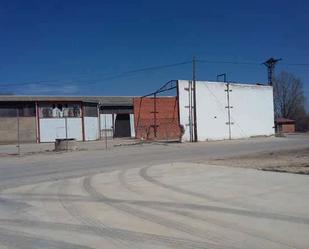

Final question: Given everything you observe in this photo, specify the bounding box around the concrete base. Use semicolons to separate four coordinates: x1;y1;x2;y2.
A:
54;138;77;151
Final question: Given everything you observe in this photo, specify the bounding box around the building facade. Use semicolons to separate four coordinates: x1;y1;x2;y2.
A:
0;96;134;143
178;80;275;141
275;118;295;133
0;81;275;144
133;97;181;141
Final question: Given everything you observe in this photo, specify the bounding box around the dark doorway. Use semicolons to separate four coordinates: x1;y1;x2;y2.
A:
114;114;131;137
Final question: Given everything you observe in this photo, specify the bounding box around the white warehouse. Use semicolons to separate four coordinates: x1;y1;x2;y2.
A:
177;80;275;141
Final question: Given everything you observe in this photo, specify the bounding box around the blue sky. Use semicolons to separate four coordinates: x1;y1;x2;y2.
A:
0;0;308;107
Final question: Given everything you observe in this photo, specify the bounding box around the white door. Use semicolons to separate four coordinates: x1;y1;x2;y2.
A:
100;114;114;138
39;118;83;142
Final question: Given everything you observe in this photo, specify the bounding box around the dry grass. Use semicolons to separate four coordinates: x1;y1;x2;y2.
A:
208;148;309;175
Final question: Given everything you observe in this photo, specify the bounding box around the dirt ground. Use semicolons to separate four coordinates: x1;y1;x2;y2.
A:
207;147;309;175
1;135;309;248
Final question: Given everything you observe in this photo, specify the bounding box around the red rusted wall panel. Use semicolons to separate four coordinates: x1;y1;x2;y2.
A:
133;97;181;140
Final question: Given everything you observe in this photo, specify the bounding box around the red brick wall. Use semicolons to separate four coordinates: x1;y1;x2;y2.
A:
281;124;295;133
133;97;181;140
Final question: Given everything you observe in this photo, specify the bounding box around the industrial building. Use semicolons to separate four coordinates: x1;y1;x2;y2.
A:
0;80;275;144
178;80;275;141
134;80;275;141
0;96;134;143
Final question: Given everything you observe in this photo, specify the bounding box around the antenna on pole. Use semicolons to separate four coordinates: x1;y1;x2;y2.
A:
263;58;282;86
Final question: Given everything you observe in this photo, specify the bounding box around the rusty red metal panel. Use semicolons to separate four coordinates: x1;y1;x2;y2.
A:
133;97;181;140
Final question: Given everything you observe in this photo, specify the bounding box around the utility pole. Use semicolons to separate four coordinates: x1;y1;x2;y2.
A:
65;115;68;151
104;113;108;150
192;56;198;142
16;108;20;155
188;80;193;142
217;73;232;140
263;58;281;86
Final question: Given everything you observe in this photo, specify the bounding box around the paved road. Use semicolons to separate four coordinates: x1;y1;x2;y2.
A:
0;135;308;248
0;135;309;190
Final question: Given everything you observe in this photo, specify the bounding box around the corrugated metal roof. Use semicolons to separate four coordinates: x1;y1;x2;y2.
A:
0;95;134;106
275;118;295;124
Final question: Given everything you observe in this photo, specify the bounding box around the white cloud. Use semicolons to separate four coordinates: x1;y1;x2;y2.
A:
16;83;80;95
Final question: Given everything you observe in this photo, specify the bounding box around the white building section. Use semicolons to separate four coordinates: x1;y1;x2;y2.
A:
39;118;83;142
100;114;114;137
229;83;275;139
84;117;100;141
130;114;135;138
178;80;275;141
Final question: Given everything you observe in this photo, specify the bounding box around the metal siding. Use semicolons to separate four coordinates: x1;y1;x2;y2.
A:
39;118;83;142
130;114;135;138
84;117;99;141
99;114;114;137
67;118;83;141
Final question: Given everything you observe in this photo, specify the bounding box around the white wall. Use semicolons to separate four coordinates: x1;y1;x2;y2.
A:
196;82;230;140
178;80;275;141
39;118;83;142
84;117;99;141
177;80;193;141
130;114;135;138
100;114;114;137
229;84;275;138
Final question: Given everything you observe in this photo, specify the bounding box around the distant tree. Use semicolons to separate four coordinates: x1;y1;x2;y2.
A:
273;71;308;131
299;115;309;132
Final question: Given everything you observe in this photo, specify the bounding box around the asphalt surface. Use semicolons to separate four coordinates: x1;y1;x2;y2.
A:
0;135;309;248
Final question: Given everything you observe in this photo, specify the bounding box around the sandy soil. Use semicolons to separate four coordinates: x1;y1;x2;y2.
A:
207;148;309;174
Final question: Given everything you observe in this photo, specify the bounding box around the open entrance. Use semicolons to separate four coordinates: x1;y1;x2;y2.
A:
114;114;131;137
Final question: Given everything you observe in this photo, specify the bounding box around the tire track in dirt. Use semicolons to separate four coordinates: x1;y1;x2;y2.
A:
161;208;303;249
118;169;300;249
139;165;309;225
83;174;239;249
59;177;216;249
57;178;131;249
0;227;94;249
0;217;239;249
0;183;44;249
117;169;242;246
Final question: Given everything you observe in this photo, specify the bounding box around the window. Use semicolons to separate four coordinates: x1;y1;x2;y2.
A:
39;103;81;118
0;103;35;117
83;103;98;117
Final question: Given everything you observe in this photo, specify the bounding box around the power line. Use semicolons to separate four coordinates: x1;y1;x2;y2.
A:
198;59;309;67
197;59;260;65
282;63;309;66
192;56;198;142
0;61;191;88
1;58;309;89
85;61;191;82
